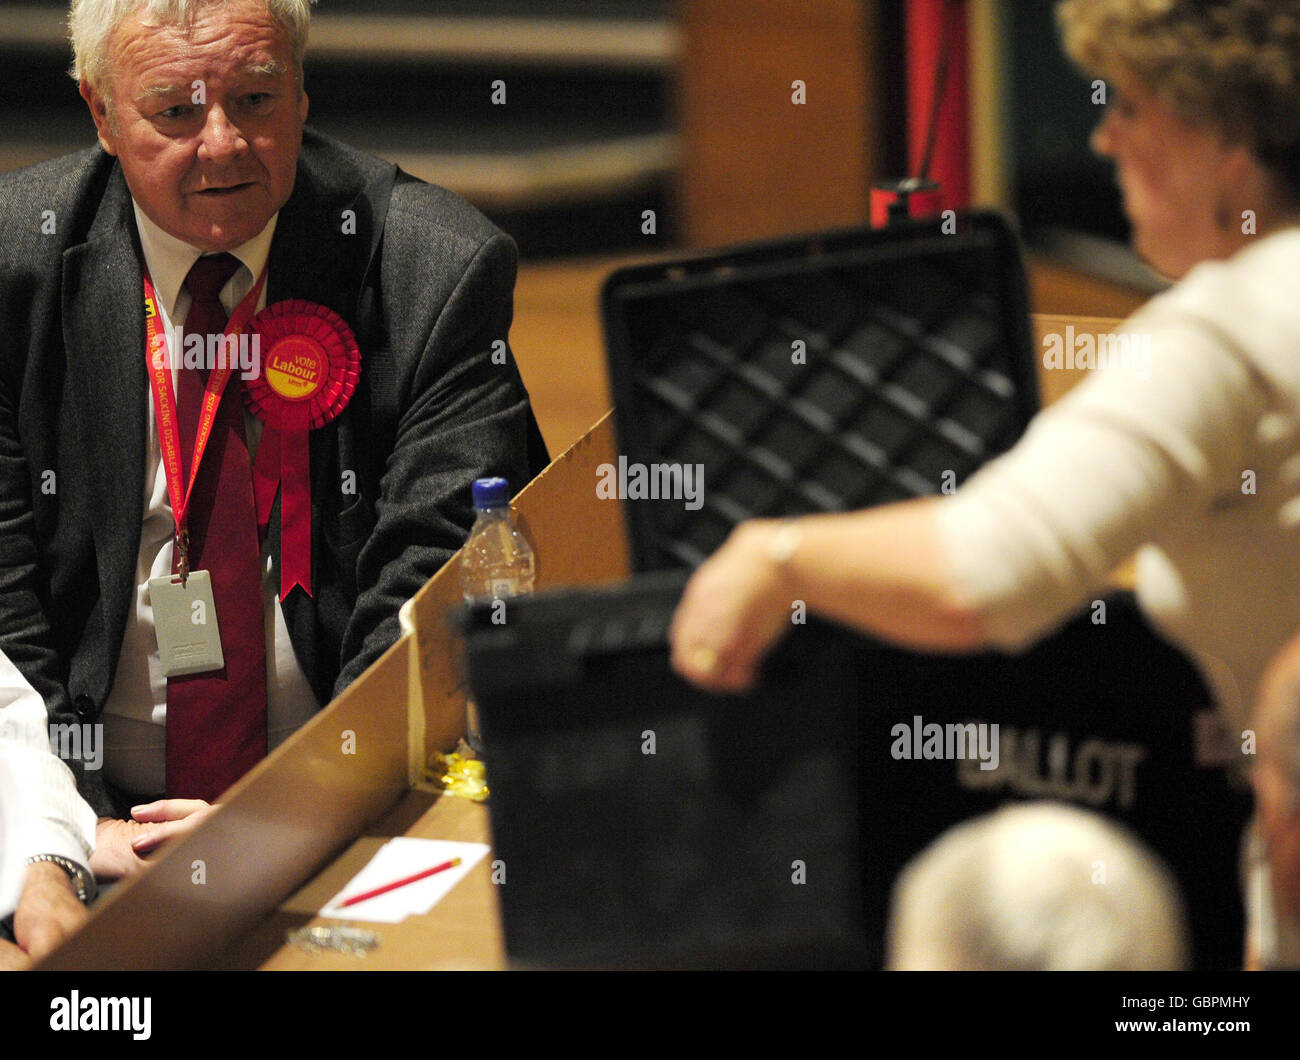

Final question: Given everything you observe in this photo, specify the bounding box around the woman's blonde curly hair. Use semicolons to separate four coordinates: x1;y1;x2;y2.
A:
1057;0;1300;200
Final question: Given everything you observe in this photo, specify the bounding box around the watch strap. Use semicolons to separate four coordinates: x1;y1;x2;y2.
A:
26;853;97;905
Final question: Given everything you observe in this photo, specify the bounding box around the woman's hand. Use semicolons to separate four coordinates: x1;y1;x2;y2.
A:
126;799;217;857
669;520;800;693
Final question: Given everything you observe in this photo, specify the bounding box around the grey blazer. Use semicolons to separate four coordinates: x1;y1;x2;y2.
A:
0;127;549;813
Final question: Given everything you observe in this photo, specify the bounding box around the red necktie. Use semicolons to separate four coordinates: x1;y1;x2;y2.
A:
165;253;268;801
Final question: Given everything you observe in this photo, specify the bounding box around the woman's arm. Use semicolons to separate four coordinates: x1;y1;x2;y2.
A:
669;497;983;692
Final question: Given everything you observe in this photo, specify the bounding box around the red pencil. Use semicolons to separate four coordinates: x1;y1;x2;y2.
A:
338;857;463;907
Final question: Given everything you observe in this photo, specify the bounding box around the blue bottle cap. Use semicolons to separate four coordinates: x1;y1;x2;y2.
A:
472;477;510;509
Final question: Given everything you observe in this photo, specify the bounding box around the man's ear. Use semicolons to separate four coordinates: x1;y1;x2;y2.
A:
298;86;309;126
79;78;118;156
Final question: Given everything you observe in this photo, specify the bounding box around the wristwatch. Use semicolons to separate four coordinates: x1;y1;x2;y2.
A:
26;854;97;905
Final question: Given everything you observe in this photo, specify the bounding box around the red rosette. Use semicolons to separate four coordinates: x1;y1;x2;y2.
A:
241;300;361;600
242;299;360;430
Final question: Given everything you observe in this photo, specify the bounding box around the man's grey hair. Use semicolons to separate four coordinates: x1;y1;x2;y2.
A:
887;801;1189;971
68;0;317;92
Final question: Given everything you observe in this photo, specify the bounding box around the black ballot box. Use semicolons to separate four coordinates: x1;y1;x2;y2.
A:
463;213;1250;968
465;574;868;969
465;581;1249;970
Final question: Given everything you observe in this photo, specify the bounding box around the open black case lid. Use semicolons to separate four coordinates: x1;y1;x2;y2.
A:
601;210;1040;570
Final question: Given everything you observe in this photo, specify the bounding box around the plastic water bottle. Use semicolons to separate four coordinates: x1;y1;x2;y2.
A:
459;477;535;600
459;477;535;749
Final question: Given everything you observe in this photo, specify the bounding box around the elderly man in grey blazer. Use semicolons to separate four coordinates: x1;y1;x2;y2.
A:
0;0;548;928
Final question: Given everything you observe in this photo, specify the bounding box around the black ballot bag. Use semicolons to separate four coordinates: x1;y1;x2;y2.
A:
852;593;1251;971
464;212;1251;968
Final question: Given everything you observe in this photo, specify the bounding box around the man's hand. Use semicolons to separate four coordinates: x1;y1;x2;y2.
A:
90;816;151;880
0;861;88;968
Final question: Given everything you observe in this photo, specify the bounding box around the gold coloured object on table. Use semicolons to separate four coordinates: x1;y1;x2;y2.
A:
287;924;380;957
425;748;489;802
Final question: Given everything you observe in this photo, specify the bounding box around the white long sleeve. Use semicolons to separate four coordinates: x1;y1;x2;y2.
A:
936;227;1300;728
0;649;97;870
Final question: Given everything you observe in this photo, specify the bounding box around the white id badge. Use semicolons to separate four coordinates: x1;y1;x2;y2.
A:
149;570;225;677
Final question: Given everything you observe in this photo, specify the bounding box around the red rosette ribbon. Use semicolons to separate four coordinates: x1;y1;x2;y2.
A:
243;300;360;599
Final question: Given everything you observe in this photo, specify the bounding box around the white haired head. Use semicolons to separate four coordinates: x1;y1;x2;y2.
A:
68;0;316;95
887;801;1189;970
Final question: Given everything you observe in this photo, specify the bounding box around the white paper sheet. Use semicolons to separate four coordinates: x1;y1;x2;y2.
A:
320;837;490;923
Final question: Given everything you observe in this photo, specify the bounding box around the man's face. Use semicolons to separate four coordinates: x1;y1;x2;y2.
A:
80;0;308;252
1090;77;1241;280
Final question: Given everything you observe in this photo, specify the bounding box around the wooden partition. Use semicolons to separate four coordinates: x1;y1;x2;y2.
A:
41;639;413;970
40;414;630;970
404;412;631;770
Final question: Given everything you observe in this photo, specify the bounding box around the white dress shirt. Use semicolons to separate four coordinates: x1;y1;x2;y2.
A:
99;205;320;798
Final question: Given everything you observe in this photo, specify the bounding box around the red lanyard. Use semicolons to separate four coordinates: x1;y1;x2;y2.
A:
143;262;268;579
